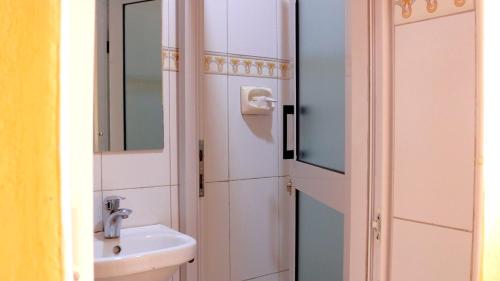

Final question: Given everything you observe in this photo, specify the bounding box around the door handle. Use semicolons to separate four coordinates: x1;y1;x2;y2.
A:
283;105;294;159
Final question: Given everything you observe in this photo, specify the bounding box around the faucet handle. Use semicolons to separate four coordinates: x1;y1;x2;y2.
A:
104;196;125;211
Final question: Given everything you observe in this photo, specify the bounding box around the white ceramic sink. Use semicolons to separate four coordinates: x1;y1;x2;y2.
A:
94;224;196;281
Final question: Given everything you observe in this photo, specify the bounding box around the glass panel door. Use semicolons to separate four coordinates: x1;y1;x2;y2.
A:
296;0;345;173
297;191;344;281
294;0;347;280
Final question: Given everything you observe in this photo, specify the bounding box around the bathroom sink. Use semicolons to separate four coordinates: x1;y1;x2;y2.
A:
94;224;196;281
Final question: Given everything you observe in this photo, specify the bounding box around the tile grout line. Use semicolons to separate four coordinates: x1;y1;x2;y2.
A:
99;152;104;232
166;0;173;233
276;0;281;269
393;216;473;233
242;270;290;281
102;184;178;192
226;1;232;280
205;175;291;185
276;0;281;183
275;1;283;265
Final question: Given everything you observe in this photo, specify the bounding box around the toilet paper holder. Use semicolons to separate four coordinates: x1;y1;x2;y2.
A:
240;86;276;115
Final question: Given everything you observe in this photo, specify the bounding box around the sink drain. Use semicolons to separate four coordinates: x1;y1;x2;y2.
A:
113;245;121;255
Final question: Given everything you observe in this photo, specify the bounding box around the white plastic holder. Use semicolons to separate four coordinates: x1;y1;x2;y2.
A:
240;86;276;115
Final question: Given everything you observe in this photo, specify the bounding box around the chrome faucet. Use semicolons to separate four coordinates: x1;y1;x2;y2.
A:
103;196;132;239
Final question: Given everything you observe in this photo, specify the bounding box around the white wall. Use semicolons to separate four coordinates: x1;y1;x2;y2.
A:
200;1;291;281
93;0;179;242
390;1;478;280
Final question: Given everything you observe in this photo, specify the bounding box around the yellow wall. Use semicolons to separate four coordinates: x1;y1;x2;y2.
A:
0;1;62;281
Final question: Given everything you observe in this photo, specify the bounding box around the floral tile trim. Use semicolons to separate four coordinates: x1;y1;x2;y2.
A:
162;49;291;79
204;52;291;80
204;52;228;75
394;0;474;25
163;47;179;72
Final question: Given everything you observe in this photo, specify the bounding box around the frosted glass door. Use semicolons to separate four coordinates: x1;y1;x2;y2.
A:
296;0;345;173
295;0;346;280
297;191;344;281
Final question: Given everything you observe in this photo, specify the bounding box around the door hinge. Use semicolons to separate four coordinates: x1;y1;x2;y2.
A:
199;140;205;197
286;179;293;196
372;212;381;241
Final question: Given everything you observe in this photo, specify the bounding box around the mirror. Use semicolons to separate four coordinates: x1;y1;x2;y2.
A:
95;0;164;152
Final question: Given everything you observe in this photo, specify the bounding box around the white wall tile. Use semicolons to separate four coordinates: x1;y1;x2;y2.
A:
102;151;170;189
102;71;171;190
277;0;290;60
94;154;102;191
103;186;172;229
201;182;230;281
168;0;177;48
94;191;103;232
394;12;476;230
391;219;472;281
205;0;228;53
230;178;279;281
228;76;278;180
169;72;178;185
278;177;290;271
278;80;292;176
228;0;277;58
202;2;287;281
204;74;229;182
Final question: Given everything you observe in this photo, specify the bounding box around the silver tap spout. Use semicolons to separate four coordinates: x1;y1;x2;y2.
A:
103;196;132;239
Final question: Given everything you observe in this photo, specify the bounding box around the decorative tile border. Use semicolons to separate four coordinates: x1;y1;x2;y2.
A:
394;0;474;25
204;52;228;75
162;49;291;79
162;47;179;72
277;61;291;81
204;52;291;80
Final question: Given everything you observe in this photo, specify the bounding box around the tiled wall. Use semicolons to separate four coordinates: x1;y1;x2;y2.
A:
93;0;179;240
201;1;291;281
391;1;477;280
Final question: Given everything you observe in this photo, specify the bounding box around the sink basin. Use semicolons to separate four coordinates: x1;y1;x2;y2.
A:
94;224;196;281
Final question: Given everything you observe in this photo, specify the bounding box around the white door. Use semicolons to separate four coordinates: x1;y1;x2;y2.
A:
287;1;372;280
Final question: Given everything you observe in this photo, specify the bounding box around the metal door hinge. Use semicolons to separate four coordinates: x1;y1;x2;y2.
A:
286;180;293;196
199;140;205;197
372;212;381;241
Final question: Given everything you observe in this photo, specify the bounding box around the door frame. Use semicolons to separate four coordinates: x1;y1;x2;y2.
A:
60;0;96;280
289;0;374;280
369;0;393;281
177;1;203;281
179;1;385;281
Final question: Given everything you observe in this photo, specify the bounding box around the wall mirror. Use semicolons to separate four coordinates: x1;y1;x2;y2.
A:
95;0;164;152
